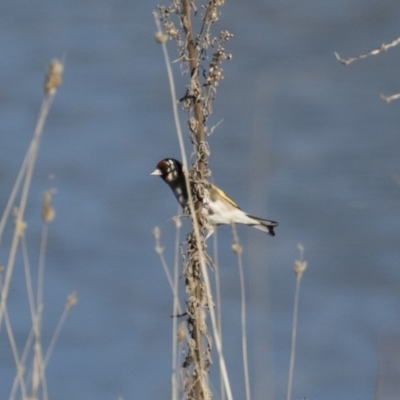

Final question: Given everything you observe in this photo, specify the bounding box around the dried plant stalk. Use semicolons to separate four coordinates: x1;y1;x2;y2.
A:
0;58;64;333
335;36;400;102
287;245;307;400
155;1;233;399
1;58;67;400
334;36;400;66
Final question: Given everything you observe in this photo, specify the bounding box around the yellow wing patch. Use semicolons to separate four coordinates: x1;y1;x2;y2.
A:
209;184;240;209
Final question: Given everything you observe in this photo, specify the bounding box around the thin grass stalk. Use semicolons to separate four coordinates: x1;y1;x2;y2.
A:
334;36;400;66
286;277;300;400
43;311;69;366
153;220;201;398
231;225;251;400
31;192;56;400
153;224;195;397
0;98;47;331
335;37;400;102
0;65;60;331
0;148;30;245
5;58;63;400
172;215;182;400
21;232;48;400
198;248;233;400
37;222;49;322
43;291;77;368
9;327;34;400
21;236;37;325
212;232;222;335
19;236;36;400
28;293;76;400
153;227;185;316
5;308;28;400
32;219;51;400
286;245;307;400
213;232;226;400
18;293;72;400
31;340;48;400
153;16;187;172
0;275;28;400
153;222;203;399
153;223;203;399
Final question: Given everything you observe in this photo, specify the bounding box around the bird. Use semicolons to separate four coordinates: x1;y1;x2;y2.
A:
151;158;278;237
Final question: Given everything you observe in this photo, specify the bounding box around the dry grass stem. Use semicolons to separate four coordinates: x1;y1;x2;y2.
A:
335;36;400;102
172;214;183;400
5;232;47;400
153;223;195;400
0;151;29;244
1;58;67;400
43;292;78;368
287;244;307;400
231;224;251;400
0;275;28;400
0;57;64;333
212;232;226;400
153;226;185;316
10;327;36;400
380;92;400;103
31;189;58;400
334;36;400;66
22;236;37;321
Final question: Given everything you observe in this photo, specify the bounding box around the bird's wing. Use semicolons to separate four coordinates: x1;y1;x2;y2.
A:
209;184;240;209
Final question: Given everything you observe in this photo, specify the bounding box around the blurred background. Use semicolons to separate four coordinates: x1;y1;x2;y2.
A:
1;0;400;399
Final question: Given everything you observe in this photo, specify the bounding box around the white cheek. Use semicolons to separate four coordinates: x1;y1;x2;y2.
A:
166;170;177;182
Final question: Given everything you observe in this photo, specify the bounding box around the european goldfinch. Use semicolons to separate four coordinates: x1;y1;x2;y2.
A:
151;158;278;237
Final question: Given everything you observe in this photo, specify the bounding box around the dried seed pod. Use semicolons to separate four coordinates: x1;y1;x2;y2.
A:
65;291;78;310
15;219;27;237
155;32;168;44
42;190;56;222
177;322;186;345
44;59;63;95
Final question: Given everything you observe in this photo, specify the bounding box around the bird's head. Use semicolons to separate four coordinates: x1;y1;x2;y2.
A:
151;158;183;184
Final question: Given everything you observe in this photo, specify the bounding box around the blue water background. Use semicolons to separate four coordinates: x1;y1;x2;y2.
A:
1;1;400;399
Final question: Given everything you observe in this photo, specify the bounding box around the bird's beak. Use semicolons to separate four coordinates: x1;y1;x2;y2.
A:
150;168;162;176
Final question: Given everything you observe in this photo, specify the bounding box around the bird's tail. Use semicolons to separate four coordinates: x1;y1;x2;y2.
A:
246;214;278;236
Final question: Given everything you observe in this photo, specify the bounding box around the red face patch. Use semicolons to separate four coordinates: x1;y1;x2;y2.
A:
156;160;171;177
